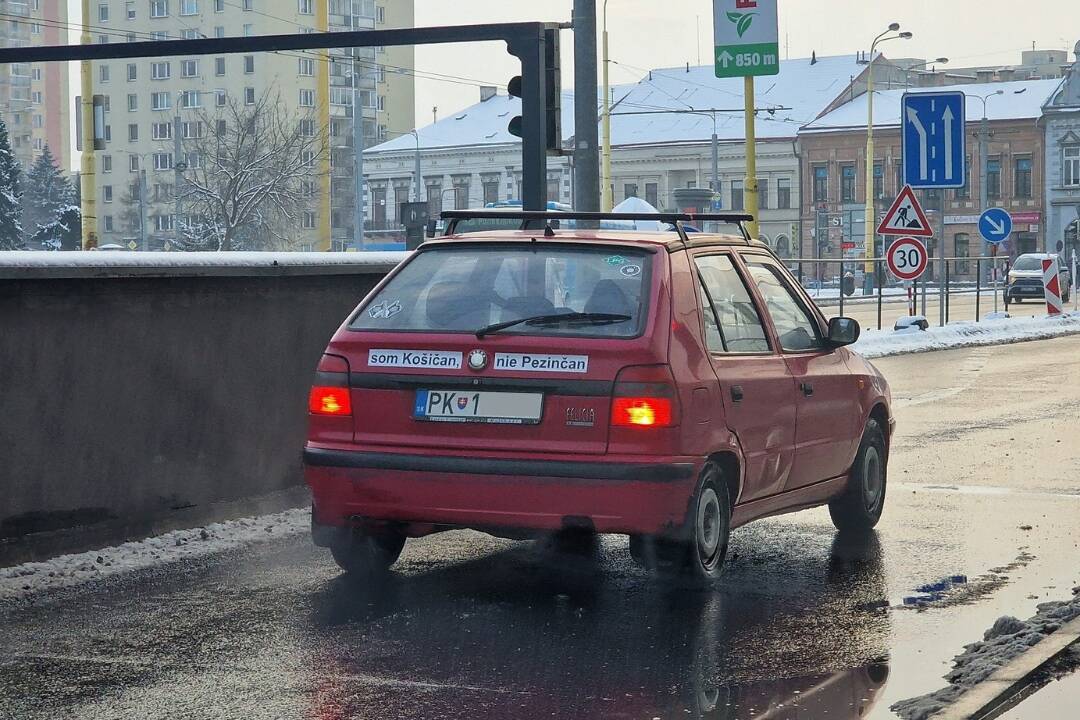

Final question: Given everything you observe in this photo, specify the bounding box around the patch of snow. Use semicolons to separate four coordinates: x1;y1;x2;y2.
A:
891;586;1080;720
852;312;1080;359
0;507;311;602
0;250;408;269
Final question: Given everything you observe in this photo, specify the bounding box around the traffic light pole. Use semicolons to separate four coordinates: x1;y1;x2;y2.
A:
572;0;599;213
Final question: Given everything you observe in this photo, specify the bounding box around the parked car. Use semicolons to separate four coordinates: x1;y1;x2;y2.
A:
303;212;894;584
1006;253;1072;303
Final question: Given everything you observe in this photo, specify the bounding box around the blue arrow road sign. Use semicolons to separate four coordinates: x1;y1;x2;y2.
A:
979;208;1013;244
902;91;966;189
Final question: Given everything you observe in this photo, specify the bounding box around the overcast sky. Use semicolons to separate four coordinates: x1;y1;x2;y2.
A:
414;0;1080;126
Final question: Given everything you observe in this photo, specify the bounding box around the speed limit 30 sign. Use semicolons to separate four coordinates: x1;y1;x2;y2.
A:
886;237;928;281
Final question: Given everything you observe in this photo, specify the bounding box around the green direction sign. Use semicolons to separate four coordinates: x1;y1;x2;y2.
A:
713;0;780;78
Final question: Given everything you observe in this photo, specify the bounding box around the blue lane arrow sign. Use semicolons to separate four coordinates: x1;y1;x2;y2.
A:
979;207;1013;244
902;91;966;189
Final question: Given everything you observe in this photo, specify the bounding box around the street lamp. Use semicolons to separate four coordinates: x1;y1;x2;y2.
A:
601;0;613;211
862;23;913;294
904;57;949;87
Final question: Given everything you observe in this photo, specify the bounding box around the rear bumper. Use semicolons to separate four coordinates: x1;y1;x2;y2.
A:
304;446;699;535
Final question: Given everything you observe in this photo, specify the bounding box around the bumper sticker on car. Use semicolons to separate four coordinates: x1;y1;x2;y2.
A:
493;353;589;373
368;349;462;369
367;300;402;319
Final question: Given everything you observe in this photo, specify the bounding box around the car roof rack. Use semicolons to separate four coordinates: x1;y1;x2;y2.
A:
439;209;755;246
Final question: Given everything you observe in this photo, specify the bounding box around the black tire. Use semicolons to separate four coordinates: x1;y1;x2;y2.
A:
829;419;888;532
632;462;731;585
329;527;406;576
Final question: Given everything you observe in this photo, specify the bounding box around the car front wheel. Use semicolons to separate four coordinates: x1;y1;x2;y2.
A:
829;418;887;532
329;527;406;576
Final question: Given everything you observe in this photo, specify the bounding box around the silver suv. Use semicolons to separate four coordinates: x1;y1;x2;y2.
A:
1006;253;1072;304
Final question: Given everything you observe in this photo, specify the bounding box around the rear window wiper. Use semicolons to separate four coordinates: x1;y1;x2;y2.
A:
475;312;631;338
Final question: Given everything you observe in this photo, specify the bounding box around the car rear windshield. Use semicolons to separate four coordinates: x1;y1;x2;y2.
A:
350;244;652;338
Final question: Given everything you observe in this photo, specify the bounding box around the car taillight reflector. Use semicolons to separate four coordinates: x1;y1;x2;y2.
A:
309;386;352;416
611;397;673;427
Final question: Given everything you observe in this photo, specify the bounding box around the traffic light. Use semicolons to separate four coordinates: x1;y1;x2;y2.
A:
506;29;561;155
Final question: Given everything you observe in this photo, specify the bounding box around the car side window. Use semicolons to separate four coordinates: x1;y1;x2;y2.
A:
694;255;770;353
744;260;824;353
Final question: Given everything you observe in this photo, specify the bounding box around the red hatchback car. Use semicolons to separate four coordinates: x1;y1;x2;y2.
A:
304;212;893;583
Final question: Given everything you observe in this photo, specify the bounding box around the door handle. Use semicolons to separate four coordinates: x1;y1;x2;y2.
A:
730;385;744;403
800;382;814;397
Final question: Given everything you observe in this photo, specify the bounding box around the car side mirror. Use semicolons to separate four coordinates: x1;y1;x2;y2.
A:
827;317;860;347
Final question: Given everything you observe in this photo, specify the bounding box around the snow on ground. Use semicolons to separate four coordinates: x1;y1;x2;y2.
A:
891;586;1080;720
852;312;1080;359
0;250;408;271
0;508;310;603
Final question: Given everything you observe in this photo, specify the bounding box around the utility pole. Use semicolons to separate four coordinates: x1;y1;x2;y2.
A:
139;168;148;251
79;0;95;249
353;57;365;249
572;0;600;212
743;76;760;240
600;0;612;211
173;115;182;247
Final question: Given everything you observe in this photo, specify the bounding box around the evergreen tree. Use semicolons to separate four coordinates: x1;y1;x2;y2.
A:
0;115;24;250
22;144;75;242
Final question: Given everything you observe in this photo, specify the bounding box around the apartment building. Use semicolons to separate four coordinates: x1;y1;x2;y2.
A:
86;0;414;249
0;0;69;171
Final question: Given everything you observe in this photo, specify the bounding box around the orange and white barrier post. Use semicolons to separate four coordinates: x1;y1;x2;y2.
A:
1043;258;1064;316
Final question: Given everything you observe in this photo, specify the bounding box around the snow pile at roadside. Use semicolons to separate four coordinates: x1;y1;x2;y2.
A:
891;586;1080;720
0;250;408;269
852;312;1080;359
0;507;311;602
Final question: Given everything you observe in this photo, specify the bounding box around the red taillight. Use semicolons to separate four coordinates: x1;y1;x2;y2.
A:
309;386;352;416
611;397;673;427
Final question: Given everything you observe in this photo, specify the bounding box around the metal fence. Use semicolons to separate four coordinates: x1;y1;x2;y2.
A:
786;256;1079;331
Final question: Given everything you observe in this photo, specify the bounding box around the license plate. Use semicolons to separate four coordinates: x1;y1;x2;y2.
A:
413;389;543;424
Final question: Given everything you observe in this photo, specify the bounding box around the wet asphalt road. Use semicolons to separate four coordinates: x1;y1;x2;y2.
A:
3;335;1080;720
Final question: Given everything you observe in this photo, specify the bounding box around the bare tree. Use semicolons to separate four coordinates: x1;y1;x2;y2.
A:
175;90;328;251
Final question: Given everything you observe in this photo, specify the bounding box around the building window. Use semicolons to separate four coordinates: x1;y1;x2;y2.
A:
302;212;315;229
244;87;256;105
986;157;1001;199
1014;157;1032;198
182;121;203;138
377;6;385;23
152;122;172;140
152;61;171;79
777;177;791;209
182;59;198;77
102;155;113;173
214;0;223;10
298;58;314;76
873;162;884;199
99;3;109;21
153;152;173;170
128;123;139;141
129;154;139;171
547;178;560;202
215;119;227;136
243;55;255;74
126;1;136;19
150;0;168;18
299;88;314;107
103;185;113;202
126;63;137;81
151;92;170;110
126;93;138;111
482;179;499;206
955;158;971;198
954;233;970;274
242;23;253;36
298;0;312;13
215;89;226;107
155;214;174;231
840;164;856;203
243;0;253;9
187;152;201;169
214;57;225;76
645;182;658;208
812;165;828;202
730;179;744;210
180;0;197;14
299;118;314;137
1063;146;1080;187
757;177;768;210
214;25;224;37
623;183;638;200
99;65;110;82
104;216;114;232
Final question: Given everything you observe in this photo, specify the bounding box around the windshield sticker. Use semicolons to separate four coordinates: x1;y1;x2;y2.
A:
619;264;642;278
368;349;462;369
603;255;627;266
368;300;402;319
494;353;589;373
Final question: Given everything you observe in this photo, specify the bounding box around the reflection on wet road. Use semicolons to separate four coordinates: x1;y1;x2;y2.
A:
3;336;1080;719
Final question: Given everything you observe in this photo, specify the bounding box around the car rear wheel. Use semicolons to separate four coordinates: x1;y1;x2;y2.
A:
829;418;887;532
329;527;406;576
631;462;731;585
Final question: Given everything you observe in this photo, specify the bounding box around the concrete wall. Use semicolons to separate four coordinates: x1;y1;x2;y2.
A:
0;254;403;550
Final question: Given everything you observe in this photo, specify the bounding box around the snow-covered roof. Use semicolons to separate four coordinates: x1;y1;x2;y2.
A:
366;88;634;154
608;54;872;146
802;79;1060;134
